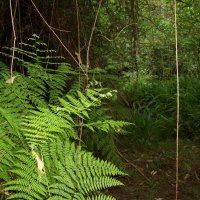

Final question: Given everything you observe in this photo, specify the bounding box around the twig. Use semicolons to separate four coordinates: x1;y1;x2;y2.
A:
75;0;83;179
100;22;136;42
9;0;16;79
30;0;86;75
117;149;151;182
85;0;103;87
75;0;82;89
49;25;71;33
76;0;103;168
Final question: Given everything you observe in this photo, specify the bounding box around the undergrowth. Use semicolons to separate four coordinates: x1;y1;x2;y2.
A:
0;35;130;199
110;75;200;146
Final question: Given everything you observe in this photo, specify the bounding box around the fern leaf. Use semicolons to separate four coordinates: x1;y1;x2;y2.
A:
5;151;48;200
48;137;125;199
86;194;116;200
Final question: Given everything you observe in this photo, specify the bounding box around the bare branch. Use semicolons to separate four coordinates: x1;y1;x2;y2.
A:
85;0;103;86
30;0;85;75
9;0;17;80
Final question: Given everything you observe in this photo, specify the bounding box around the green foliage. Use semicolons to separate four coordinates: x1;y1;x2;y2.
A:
3;137;125;200
83;106;128;166
0;35;128;199
116;76;200;145
47;137;125;199
22;88;130;164
0;34;74;107
5;150;48;200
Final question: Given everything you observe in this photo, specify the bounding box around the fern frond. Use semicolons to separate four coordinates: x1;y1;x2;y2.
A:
5;151;48;200
86;194;116;200
23;107;76;146
82;103;131;166
0;134;15;181
86;120;131;133
48;137;125;199
78;176;123;195
0;107;24;144
0;35;128;199
47;64;74;104
22;90;103;147
4;136;125;200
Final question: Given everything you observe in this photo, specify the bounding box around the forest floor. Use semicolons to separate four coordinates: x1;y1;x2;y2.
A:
108;137;200;200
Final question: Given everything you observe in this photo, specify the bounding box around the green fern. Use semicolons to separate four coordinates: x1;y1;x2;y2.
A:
47;137;125;199
4;137;125;200
0;35;129;199
47;63;75;104
0;34;75;107
0;134;15;182
22;90;130;147
22;107;76;147
1;34;65;66
5;150;48;200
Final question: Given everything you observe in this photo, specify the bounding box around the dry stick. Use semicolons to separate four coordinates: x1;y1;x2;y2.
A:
75;0;83;146
174;0;180;199
30;0;75;61
77;0;103;145
75;0;83;149
117;149;150;182
100;22;136;42
75;0;103;177
75;0;82;88
9;0;16;79
30;0;86;75
76;0;103;162
48;26;71;33
85;0;103;87
9;0;26;147
17;0;25;74
75;0;83;179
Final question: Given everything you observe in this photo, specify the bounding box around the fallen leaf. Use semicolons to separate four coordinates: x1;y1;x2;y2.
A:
6;76;16;84
32;150;44;173
150;170;157;176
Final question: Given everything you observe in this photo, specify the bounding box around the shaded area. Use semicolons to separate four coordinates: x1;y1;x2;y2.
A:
108;138;200;200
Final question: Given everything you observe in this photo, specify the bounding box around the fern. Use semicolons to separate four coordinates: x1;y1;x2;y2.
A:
5;151;48;200
47;63;75;104
47;137;125;199
2;34;65;66
0;89;128;199
80;92;131;166
22;90;130;146
0;134;15;182
4;137;125;200
0;34;75;107
23;107;76;147
0;35;128;199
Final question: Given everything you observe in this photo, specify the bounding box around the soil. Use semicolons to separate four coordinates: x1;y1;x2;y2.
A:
108;138;200;200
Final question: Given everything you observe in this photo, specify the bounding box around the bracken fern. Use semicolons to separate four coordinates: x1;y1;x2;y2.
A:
0;35;128;199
